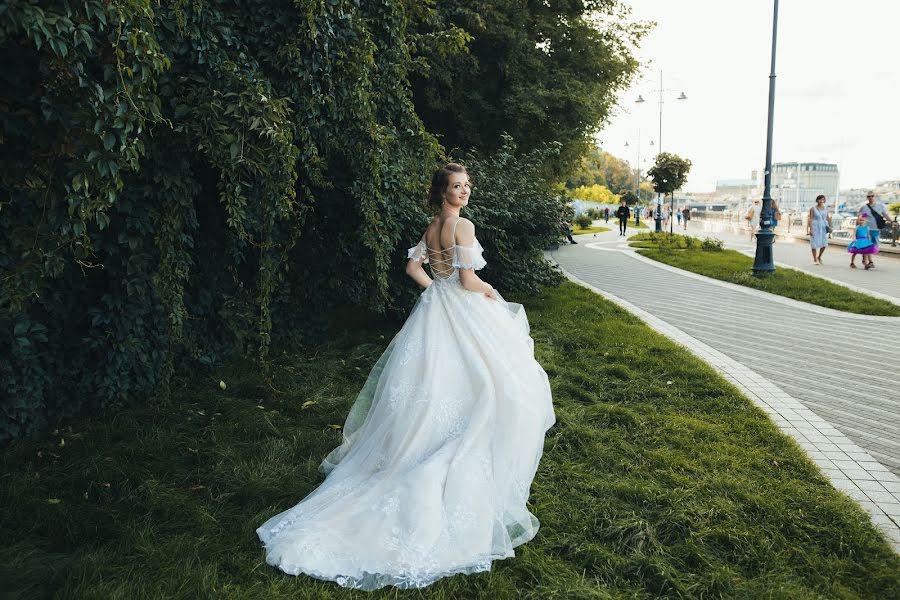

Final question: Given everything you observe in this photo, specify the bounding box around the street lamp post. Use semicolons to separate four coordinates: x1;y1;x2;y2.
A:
625;134;653;204
636;71;688;233
753;0;779;274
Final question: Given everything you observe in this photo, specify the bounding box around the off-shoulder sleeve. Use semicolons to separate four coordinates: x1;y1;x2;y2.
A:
452;239;487;270
406;240;428;263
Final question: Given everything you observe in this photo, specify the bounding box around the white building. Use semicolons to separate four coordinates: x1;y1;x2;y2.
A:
771;162;839;213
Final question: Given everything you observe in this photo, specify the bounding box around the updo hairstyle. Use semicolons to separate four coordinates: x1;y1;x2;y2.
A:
428;163;468;209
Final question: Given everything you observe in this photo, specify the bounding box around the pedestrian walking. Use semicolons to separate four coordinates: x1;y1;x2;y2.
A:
858;192;888;268
615;200;630;236
603;207;610;223
847;213;878;269
676;210;682;226
682;206;691;230
808;195;830;265
745;199;761;241
771;198;782;228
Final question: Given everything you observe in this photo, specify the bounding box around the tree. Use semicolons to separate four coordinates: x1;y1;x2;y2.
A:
409;1;649;176
568;184;619;204
647;152;692;200
620;191;639;206
565;146;635;194
639;180;655;202
887;202;900;217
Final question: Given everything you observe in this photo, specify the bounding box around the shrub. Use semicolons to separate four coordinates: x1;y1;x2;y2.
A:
701;237;725;251
462;136;569;294
574;214;594;230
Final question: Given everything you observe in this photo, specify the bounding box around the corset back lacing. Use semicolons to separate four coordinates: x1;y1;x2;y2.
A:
426;217;463;280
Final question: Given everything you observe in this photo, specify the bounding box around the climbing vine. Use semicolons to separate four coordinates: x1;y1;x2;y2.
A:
0;0;640;441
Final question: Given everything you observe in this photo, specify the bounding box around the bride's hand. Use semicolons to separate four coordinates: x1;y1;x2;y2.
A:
485;287;498;301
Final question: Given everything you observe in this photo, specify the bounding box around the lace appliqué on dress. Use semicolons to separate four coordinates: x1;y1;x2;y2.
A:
452;240;487;270
406;241;428;263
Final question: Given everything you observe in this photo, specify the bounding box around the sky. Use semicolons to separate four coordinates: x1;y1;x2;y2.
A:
597;1;900;193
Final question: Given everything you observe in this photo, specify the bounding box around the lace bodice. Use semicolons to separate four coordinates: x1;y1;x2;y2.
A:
407;218;487;280
406;238;486;279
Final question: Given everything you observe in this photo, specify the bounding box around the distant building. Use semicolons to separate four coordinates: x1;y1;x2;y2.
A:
714;179;758;201
771;162;839;212
839;188;869;212
874;180;900;204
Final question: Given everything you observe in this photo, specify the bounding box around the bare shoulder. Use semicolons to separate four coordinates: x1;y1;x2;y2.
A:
453;217;476;245
455;218;475;233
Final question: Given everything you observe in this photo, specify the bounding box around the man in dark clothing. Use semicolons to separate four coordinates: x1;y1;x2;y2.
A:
615;201;630;236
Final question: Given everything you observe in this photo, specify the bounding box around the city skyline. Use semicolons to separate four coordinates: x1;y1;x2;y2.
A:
599;1;900;193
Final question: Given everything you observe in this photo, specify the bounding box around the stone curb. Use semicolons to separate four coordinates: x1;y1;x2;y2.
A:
550;259;900;553
590;243;899;323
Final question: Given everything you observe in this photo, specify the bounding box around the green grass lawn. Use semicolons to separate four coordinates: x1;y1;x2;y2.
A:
572;225;611;235
630;232;900;317
2;283;899;599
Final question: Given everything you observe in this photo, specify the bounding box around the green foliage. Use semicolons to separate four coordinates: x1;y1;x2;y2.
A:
0;0;446;441
565;146;635;194
887;202;900;217
620;191;638;206
0;0;640;442
569;183;619;204
647;152;692;198
701;237;725;251
409;0;649;177
461;136;568;294
573;214;593;230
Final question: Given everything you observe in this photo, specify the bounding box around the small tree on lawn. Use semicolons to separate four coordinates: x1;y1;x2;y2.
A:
647;152;692;232
573;213;593;229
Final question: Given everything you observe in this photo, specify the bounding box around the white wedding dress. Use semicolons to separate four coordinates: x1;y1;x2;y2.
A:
256;225;556;590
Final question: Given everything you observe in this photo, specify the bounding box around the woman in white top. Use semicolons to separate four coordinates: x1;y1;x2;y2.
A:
745;199;762;241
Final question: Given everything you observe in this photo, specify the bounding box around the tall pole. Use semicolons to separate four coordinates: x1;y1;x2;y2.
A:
655;70;664;233
753;0;779;274
635;129;641;197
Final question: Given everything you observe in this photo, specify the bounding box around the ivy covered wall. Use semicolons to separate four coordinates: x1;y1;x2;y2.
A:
0;0;642;441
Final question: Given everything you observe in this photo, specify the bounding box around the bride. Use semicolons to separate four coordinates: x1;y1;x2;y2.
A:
256;163;556;590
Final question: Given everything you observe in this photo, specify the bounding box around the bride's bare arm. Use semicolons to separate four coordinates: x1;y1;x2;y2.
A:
406;255;432;289
455;219;497;299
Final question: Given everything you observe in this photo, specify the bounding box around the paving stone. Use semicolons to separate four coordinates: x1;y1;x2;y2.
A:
882;481;900;493
855;480;889;492
552;240;900;553
865;490;898;504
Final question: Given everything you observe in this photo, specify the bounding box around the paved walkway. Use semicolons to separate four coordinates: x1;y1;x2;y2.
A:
551;229;900;550
685;219;900;304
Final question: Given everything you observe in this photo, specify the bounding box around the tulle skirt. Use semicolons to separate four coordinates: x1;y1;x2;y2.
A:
256;274;555;590
848;238;878;255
